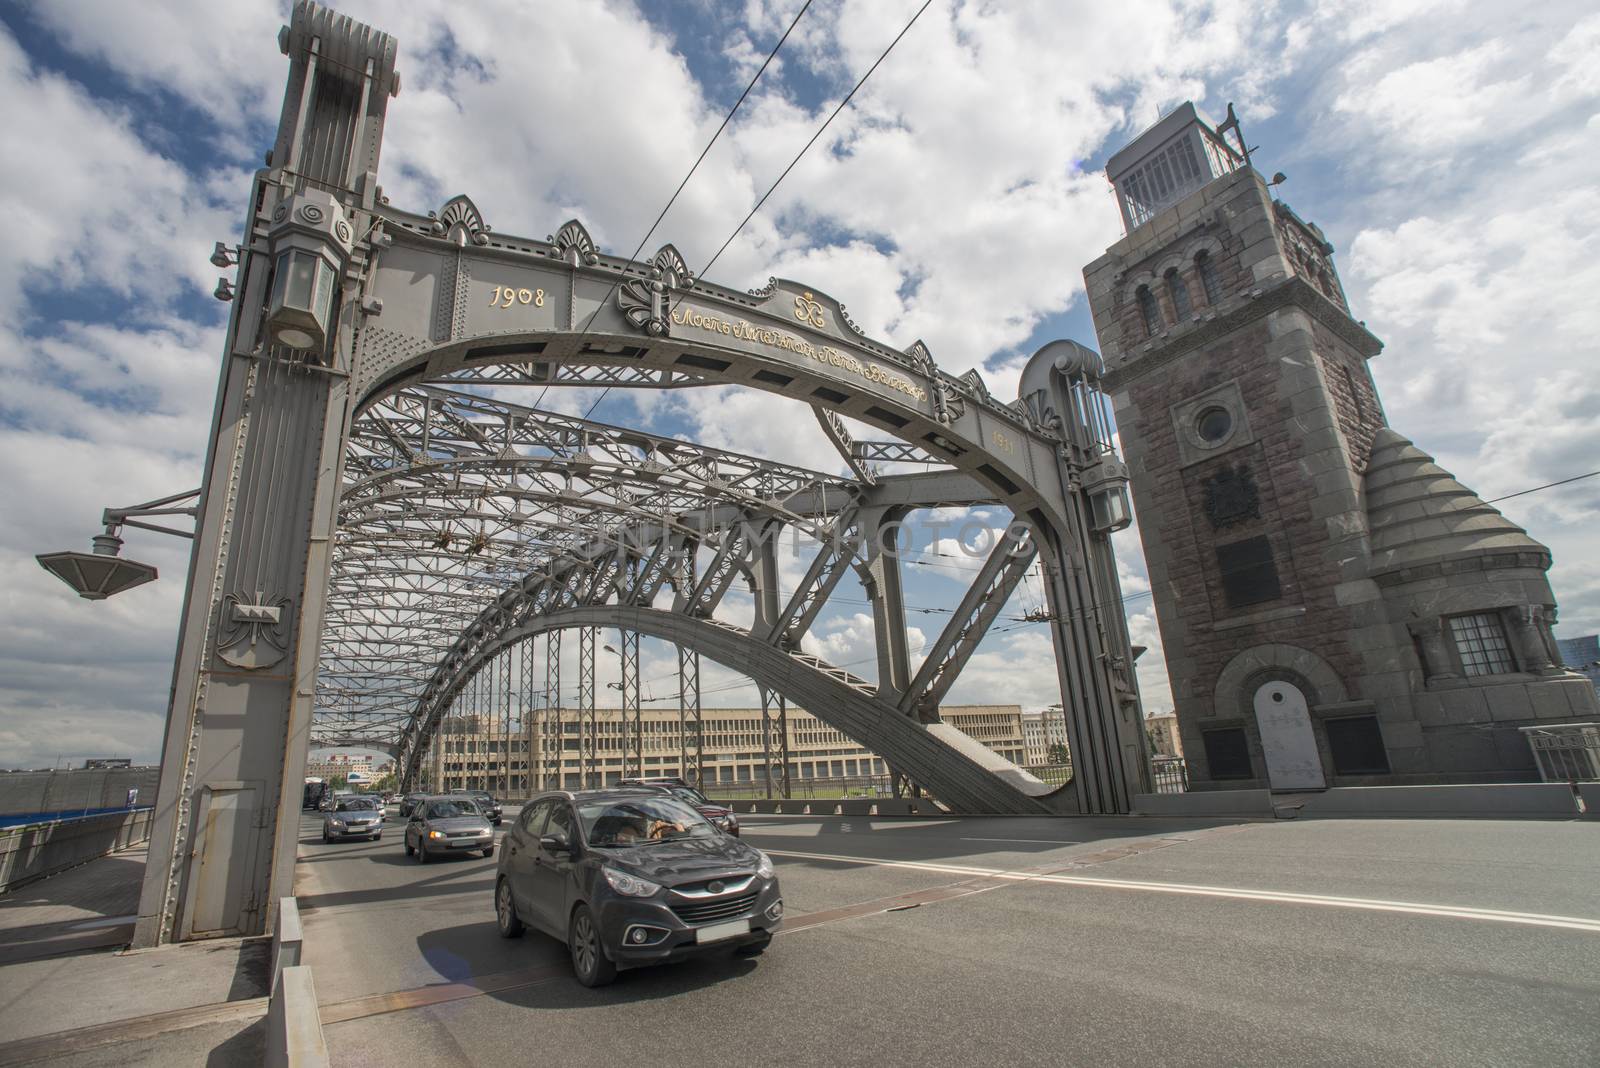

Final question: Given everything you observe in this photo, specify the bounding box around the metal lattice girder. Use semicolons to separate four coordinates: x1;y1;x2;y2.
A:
322;388;864;746
900;533;1040;720
765;508;862;647
678;645;702;789
812;405;876;486
545;630;561;789
850;440;945;465
578;625;597;788
678;517;776;618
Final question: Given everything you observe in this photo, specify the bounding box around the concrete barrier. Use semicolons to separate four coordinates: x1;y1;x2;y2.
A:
837;800;872;816
1134;784;1586;820
0;807;152;893
872;799;915;816
1297;784;1580;819
0;766;159;819
1133;790;1272;818
272;897;304;994
266;965;329;1068
1578;782;1600;819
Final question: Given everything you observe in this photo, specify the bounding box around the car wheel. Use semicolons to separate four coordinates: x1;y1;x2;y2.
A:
495;878;524;939
417;841;430;864
568;904;617;987
372;833;382;841
322;830;330;843
482;845;495;858
404;838;414;856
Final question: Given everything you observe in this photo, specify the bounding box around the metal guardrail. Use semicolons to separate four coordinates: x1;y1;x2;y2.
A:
0;807;152;893
1520;724;1600;782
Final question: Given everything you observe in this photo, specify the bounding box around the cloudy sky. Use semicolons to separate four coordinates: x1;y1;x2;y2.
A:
1;0;1595;769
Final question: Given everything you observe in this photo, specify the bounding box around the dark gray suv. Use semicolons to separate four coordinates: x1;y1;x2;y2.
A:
494;789;781;986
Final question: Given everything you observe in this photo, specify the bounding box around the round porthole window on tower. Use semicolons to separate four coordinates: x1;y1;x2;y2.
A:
1196;406;1234;444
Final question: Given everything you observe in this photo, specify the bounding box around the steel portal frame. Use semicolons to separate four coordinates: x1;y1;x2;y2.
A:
132;2;1148;948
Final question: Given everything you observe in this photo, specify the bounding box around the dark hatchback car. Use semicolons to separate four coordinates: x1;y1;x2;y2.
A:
619;778;739;836
403;796;496;862
495;789;781;987
397;792;428;818
449;789;503;825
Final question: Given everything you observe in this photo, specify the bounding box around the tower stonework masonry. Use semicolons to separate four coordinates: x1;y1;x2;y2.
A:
1083;104;1600;791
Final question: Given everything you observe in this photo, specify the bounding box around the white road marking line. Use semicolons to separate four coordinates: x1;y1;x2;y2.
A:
764;848;1600;934
960;837;1084;845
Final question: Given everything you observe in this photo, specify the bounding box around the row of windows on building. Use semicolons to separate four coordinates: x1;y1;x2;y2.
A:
1135;250;1225;338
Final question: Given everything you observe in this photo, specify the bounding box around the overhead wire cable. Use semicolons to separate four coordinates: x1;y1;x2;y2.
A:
584;0;935;425
519;0;813;419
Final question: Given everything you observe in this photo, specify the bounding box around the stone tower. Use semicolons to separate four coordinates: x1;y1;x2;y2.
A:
1081;103;1598;790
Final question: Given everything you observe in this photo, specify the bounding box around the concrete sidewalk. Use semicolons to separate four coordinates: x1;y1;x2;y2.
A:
0;848;270;1065
0;846;144;965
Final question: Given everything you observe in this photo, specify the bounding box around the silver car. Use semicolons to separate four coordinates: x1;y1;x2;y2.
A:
404;796;496;862
323;797;384;842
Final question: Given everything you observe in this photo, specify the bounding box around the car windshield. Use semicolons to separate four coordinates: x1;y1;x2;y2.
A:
335;799;376;812
578;796;715;847
424;799;479;819
669;786;710;806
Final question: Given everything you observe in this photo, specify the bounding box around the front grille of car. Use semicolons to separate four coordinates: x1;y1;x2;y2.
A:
670;891;758;925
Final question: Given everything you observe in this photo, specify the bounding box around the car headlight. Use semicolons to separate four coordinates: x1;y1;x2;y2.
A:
329;820;344;829
720;813;738;830
428;830;444;839
756;851;774;879
603;867;662;897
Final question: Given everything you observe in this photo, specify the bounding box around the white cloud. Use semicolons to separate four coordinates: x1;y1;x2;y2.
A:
4;0;1597;771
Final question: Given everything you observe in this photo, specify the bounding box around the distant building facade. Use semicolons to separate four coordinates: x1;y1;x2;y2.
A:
1020;708;1070;765
1145;713;1184;759
1084;103;1600;790
1556;635;1600;700
427;704;1025;793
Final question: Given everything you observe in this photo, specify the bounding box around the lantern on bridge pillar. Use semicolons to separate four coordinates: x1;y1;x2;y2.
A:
264;190;354;357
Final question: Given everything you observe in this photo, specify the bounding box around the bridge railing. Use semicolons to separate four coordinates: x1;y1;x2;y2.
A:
0;807;152;893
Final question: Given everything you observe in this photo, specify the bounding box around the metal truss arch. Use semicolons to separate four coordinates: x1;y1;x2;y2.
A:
401;606;1067;816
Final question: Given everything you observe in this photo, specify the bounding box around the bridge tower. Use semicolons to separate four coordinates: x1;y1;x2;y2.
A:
133;4;397;946
1082;104;1599;792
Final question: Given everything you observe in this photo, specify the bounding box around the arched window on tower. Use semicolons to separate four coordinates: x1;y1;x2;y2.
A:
1136;285;1161;337
1196;249;1223;306
1166;267;1192;320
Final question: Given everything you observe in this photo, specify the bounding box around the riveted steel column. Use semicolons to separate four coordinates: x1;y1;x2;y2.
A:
578;626;597;787
546;629;561;789
619;630;641;778
678;646;702;790
132;4;399;946
862;508;912;704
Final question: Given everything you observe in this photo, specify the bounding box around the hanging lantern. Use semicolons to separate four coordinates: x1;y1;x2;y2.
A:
263;191;354;357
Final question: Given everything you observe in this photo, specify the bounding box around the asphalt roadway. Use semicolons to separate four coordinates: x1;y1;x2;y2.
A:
294;807;1600;1068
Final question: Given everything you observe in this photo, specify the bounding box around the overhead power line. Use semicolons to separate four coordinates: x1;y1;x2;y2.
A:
584;0;934;425
523;0;813;418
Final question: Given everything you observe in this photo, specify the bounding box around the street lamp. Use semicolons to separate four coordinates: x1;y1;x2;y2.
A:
263;191;355;357
36;490;198;600
36;531;158;601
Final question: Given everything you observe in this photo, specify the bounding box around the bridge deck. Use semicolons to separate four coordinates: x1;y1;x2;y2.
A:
295;808;1600;1067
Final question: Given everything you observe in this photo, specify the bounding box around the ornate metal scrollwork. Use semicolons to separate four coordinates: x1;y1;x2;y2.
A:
431;195;489;246
550;219;600;265
747;276;779;299
650;244;692;288
618;273;670;337
217;592;292;670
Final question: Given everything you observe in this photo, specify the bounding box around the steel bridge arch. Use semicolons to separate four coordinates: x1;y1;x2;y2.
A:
405;604;1066;815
